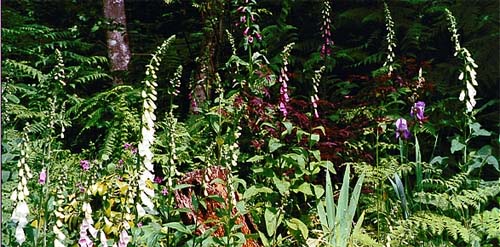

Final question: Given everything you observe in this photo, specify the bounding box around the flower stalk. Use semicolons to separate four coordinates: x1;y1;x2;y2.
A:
383;2;396;76
137;35;176;216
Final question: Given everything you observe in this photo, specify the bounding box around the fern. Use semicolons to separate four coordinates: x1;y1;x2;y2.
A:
390;211;476;245
471;207;500;242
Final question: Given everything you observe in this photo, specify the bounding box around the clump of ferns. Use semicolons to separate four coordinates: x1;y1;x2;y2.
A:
67;85;141;161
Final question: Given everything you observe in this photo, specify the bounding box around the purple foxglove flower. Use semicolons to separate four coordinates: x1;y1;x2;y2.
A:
395;118;411;139
279;101;288;117
243;27;249;36
124;143;132;150
411;101;425;121
161;187;168;196
39;169;46;185
80;160;90;171
118;230;130;247
154;176;163;184
255;32;262;40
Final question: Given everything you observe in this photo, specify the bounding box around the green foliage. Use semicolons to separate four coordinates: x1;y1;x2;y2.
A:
2;1;499;246
314;164;366;247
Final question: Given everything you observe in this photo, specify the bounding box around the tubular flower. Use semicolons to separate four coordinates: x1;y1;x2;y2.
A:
279;69;289;117
411;101;426;122
395;118;411;140
278;43;295;117
39;169;47;184
78;202;97;247
236;0;261;46
446;9;479;113
311;66;325;118
382;2;396;76
138;36;175;216
320;0;333;57
10;131;33;245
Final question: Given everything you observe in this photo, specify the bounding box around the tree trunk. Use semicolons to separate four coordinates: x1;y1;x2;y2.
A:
103;0;131;84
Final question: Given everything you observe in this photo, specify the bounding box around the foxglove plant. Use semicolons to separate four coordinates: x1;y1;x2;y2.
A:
53;191;68;247
320;0;333;57
445;8;479;114
78;202;98;247
137;35;175;216
278;43;295;118
235;0;262;47
382;2;396;76
164;65;183;188
10;131;33;245
311;66;325;118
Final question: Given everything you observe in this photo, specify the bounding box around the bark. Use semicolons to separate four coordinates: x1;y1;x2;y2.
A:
103;0;131;79
174;166;261;247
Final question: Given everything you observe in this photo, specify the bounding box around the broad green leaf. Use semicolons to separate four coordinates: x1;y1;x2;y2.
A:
269;138;283;153
243;185;273;199
451;138;466;154
273;177;290;196
313;184;325;199
430;156;447;165
311;134;320;145
164;222;191;234
246;155;264;163
265;207;279;237
258;231;270;247
470;122;491;137
486;156;499;171
294;182;314;196
287;218;309;240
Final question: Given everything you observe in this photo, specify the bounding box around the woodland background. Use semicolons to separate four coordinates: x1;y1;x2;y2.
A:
1;0;499;246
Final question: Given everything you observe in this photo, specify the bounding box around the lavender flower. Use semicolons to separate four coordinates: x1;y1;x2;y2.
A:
80;160;90;171
395;118;411;140
161;187;168;196
39;169;47;185
411;101;425;121
123;143;132;150
118;230;130;247
154;176;163;184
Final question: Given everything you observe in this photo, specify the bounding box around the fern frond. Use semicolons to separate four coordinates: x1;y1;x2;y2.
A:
2;59;46;81
74;72;112;84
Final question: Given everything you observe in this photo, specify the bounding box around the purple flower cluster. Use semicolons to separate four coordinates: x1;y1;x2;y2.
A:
236;1;262;44
80;160;90;171
278;68;290;117
123;142;137;154
395;101;427;140
411;101;426;122
395;118;410;140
